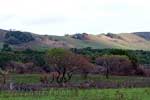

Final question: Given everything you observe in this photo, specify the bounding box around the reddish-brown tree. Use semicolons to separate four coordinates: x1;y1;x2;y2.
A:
45;48;94;83
96;55;136;79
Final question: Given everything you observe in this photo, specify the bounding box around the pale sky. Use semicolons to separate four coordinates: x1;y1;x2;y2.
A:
0;0;150;35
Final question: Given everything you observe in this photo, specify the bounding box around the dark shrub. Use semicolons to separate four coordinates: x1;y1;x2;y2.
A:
5;31;35;45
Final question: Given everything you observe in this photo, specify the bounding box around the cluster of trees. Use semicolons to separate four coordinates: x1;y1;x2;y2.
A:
71;47;150;64
0;44;149;84
5;31;35;45
96;55;144;79
0;46;95;84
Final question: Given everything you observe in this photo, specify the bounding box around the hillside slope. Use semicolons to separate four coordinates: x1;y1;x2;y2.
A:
0;29;150;50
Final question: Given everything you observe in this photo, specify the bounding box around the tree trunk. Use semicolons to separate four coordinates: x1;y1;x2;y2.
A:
3;75;6;84
106;66;109;79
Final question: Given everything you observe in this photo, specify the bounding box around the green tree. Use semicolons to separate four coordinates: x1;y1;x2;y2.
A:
1;43;12;52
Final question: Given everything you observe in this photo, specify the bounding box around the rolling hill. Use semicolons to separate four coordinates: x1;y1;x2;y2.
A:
0;29;150;50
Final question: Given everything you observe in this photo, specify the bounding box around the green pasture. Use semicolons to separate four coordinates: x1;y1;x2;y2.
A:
0;88;150;100
9;74;150;84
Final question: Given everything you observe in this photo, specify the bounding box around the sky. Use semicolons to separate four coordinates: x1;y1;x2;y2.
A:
0;0;150;35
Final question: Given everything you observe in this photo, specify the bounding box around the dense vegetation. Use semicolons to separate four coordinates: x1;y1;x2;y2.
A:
5;31;35;45
0;45;150;75
0;44;149;89
71;47;150;64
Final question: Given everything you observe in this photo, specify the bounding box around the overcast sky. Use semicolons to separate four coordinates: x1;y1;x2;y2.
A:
0;0;150;35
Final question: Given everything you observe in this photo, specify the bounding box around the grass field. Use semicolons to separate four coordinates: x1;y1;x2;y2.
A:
1;74;149;100
0;88;150;100
10;74;150;84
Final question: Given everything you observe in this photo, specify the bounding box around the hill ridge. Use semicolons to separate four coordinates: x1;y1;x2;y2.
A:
0;29;150;50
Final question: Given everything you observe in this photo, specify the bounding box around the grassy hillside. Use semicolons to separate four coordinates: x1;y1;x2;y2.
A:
0;29;150;50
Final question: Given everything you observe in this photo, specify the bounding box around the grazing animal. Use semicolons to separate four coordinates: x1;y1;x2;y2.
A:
50;72;63;83
40;72;63;83
0;68;9;84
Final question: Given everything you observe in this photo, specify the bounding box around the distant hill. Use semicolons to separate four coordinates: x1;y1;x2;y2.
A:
0;29;150;50
133;32;150;41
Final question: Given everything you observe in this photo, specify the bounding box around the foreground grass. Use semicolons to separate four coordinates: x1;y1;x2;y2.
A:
0;88;150;100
